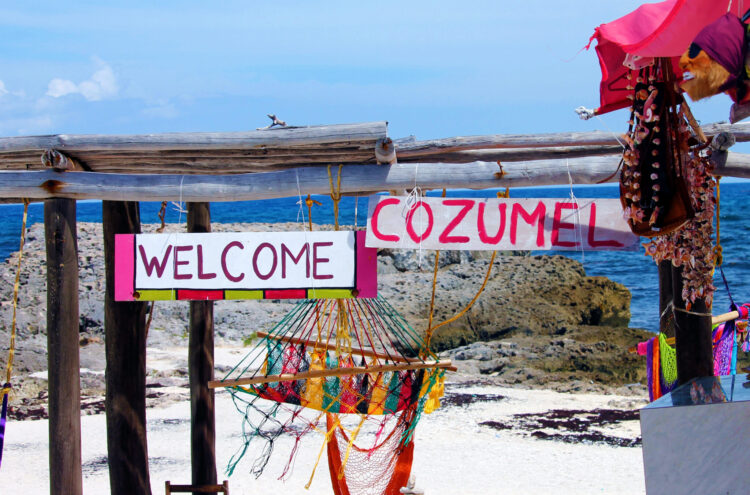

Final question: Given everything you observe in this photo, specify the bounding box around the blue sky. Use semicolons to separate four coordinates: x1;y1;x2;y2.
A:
0;1;741;141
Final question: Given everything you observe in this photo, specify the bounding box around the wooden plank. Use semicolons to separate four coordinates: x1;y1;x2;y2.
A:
397;145;624;163
0;156;620;201
0;151;747;202
187;202;217;489
0;121;387;152
103;200;152;495
395;121;750;157
44;198;82;495
255;331;423;363
165;481;229;494
208;359;454;389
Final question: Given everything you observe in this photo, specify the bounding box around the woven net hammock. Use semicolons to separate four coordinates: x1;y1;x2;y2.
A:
219;296;446;494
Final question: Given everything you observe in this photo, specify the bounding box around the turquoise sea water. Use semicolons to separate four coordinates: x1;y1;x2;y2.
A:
1;182;748;332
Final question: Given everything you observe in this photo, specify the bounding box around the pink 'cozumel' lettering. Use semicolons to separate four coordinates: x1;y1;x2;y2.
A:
196;245;217;279
173;245;193;280
312;242;334;279
438;199;473;244
587;203;624;248
405;201;433;243
371;198;401;242
221;241;244;282
510;202;546;247
138;244;172;278
477;202;507;244
281;243;310;278
252;243;278;280
551;202;579;248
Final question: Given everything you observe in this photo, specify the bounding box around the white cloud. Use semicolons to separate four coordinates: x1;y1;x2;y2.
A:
0;80;7;95
46;61;118;101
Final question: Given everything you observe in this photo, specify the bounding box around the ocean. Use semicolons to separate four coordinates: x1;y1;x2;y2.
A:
1;182;748;332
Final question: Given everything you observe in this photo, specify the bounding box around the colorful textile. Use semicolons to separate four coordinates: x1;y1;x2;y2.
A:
692;13;746;91
646;334;678;401
587;0;745;114
0;391;7;469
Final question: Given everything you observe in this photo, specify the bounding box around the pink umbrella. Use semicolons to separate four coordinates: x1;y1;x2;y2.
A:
588;0;745;115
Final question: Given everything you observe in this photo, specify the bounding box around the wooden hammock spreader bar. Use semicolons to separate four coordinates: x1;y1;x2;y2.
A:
255;331;425;364
627;310;746;353
207;359;455;389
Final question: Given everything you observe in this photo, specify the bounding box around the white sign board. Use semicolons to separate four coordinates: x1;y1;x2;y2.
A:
114;231;377;301
366;196;638;251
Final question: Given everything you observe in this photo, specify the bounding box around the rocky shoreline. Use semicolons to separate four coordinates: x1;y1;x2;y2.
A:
0;221;654;420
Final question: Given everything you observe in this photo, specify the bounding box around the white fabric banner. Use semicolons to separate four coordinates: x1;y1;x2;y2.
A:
365;196;638;251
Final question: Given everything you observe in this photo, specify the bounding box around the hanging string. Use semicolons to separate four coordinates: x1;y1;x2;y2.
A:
565;159;585;263
424;190;501;347
425;190;447;348
594;114;627;150
156;200;168;232
404;163;424;267
354;194;359;229
714;176;723;266
1;198;30;469
295;170;308;230
327;164;343;231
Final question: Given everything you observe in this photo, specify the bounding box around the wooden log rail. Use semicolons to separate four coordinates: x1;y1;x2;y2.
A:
208;359;454;389
395;121;750;158
0;151;748;202
0;122;387;173
1;120;749;173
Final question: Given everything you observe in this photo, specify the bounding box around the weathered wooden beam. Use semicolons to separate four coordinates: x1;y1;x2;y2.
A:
0;155;617;201
187;202;217;489
395;121;750;157
0;122;387;152
103;201;152;495
397;145;625;163
0;151;747;202
0;122;387;173
44;198;82;495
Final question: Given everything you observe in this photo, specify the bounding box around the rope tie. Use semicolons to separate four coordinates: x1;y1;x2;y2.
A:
714;176;723;266
5;198;29;392
327;164;343;231
305;194;321;233
660;300;714;319
1;198;30;469
425;190;447;351
423;190;502;348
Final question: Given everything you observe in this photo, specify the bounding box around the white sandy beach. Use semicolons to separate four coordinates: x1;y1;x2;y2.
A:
3;346;647;495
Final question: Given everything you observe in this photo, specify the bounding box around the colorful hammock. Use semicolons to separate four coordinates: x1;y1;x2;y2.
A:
218;296;446;493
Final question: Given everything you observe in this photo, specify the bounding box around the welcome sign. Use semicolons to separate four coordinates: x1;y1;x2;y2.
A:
366;196;638;251
115;231;377;301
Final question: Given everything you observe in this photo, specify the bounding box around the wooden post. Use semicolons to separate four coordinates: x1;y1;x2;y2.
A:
671;265;714;384
658;260;673;335
188;202;217;489
103;201;152;495
44;198;82;495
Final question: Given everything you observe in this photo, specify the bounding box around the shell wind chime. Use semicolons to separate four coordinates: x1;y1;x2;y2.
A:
620;58;717;309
